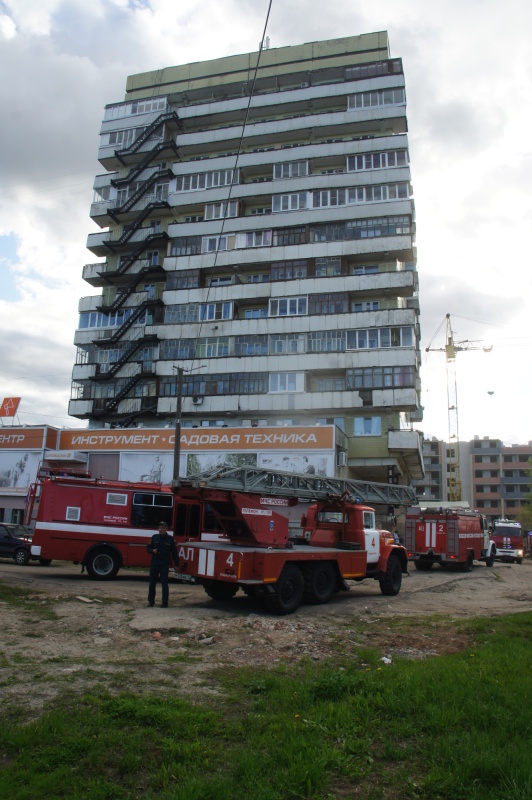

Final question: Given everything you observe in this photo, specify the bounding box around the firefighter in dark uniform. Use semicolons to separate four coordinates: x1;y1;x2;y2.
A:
146;521;179;607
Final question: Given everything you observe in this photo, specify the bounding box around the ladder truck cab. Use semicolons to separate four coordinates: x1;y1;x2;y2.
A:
490;519;524;564
173;466;414;615
404;506;496;572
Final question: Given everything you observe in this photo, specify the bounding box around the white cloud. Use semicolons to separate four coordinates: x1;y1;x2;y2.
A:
0;13;16;38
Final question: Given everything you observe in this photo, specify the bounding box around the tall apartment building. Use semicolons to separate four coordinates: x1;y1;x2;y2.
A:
69;32;423;484
469;437;532;523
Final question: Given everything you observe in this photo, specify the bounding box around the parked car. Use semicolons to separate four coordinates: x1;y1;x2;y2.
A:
0;523;50;566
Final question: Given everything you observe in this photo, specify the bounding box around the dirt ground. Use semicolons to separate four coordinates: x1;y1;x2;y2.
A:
1;558;531;714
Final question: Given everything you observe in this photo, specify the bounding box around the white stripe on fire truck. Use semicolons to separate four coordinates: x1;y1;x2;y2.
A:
425;522;436;548
198;549;215;577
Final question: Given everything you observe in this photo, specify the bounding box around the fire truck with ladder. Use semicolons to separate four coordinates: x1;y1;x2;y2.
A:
171;466;416;614
27;465;415;614
404;505;496;571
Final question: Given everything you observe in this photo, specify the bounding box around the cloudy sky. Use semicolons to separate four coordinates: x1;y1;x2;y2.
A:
1;0;531;445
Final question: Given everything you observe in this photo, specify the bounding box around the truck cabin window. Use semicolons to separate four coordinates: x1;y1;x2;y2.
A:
131;492;173;528
363;511;375;529
317;510;347;524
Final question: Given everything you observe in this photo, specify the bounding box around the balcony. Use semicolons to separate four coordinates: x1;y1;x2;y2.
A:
388;429;423;479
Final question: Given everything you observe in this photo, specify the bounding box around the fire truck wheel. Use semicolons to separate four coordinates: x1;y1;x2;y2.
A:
516;558;523;565
14;548;30;566
379;555;402;596
414;560;433;571
485;548;495;568
269;564;304;615
303;562;336;604
86;548;120;580
203;580;238;601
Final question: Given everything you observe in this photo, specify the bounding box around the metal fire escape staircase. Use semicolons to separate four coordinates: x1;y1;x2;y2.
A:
174;465;418;507
86;110;181;422
113;111;181;166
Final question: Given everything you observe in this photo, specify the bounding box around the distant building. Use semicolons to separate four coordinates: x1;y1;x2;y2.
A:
68;32;423;485
412;435;532;523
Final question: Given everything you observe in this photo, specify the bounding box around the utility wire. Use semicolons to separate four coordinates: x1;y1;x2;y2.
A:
186;0;274;389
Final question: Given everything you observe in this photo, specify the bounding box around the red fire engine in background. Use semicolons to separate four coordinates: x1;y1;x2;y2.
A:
490;519;524;564
404;505;496;571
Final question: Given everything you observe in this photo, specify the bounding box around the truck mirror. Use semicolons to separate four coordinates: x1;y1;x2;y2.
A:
300;514;307;528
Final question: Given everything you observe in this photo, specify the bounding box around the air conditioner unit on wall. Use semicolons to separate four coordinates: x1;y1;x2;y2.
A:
192;396;203;405
337;451;347;467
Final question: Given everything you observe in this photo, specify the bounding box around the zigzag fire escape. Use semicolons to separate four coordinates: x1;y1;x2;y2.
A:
85;108;181;423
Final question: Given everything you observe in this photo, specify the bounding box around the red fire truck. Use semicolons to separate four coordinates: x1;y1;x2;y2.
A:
26;466;416;609
404;505;496;571
26;472;223;579
490;519;524;564
172;467;416;614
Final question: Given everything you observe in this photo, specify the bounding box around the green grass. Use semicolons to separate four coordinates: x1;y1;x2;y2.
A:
1;612;531;799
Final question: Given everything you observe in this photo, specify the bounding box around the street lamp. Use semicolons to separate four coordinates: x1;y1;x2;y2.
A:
172;366;183;482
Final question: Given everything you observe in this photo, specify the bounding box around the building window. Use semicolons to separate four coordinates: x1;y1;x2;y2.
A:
346;366;414;389
318;378;345;391
347;150;408;172
244;307;268;319
315;258;343;277
310;216;411;243
246;273;270;283
346;184;410;203
352;264;379;275
238;230;272;248
269;297;307;316
108;127;146;147
345;60;402;81
313;189;347;208
346;326;414;350
235;335;268;355
354;417;382;436
196;337;229;358
161;339;196;359
269;373;303;393
199;302;232;321
347;87;405;109
272;193;308;212
269;333;306;354
273;161;308;180
175;169;238;192
272;226;306;246
307;331;346;352
171;237;202;256
308;293;348;315
131;97;166;115
201;235;236;253
209;276;233;286
271;260;308;280
204;200;239;220
165;304;198;324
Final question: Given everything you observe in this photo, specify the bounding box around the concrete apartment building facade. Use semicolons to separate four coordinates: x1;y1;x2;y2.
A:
412;436;531;524
69;32;423;485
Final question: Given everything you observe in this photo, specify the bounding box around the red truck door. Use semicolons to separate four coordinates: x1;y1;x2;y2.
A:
416;518;447;555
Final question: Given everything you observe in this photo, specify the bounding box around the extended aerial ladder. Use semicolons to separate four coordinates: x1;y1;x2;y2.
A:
172;464;417;507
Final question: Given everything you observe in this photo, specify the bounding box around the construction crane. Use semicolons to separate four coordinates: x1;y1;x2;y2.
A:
426;314;492;502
